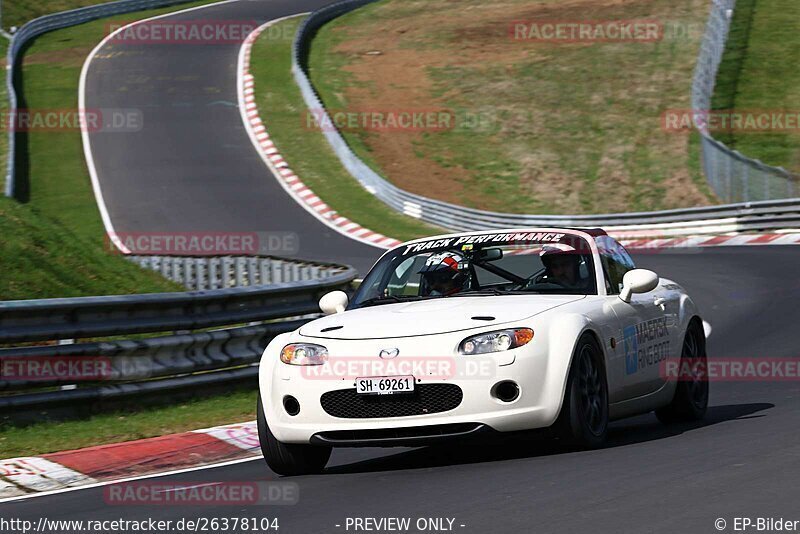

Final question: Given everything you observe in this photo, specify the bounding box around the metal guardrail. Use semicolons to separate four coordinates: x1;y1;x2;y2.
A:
4;0;198;198
292;0;800;232
692;0;798;203
0;267;357;415
128;255;349;290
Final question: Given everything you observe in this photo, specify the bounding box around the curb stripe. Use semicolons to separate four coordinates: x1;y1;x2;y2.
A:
237;19;400;251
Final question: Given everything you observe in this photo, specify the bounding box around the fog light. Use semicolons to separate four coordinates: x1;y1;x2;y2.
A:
283;395;300;416
492;381;520;403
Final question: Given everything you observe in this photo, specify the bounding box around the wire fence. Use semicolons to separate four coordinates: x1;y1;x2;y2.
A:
691;0;798;202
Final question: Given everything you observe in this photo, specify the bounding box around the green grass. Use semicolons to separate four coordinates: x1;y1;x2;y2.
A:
0;2;234;300
711;0;800;171
0;196;182;299
249;17;440;242
307;0;718;214
0;389;257;458
2;0;187;30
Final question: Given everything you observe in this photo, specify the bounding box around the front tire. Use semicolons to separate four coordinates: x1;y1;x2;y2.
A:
656;320;709;423
256;393;331;476
555;334;609;448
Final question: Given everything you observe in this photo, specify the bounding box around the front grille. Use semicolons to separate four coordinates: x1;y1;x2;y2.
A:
320;384;463;419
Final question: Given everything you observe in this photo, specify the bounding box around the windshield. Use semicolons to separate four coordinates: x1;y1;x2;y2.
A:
351;231;597;309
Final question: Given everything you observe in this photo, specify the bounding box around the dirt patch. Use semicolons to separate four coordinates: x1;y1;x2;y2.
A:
22;46;93;68
318;0;716;214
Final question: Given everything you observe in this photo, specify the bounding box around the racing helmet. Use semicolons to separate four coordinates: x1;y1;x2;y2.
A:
418;252;469;296
539;245;584;281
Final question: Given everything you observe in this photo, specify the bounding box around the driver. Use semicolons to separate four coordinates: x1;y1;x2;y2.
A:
418;252;469;296
539;246;586;289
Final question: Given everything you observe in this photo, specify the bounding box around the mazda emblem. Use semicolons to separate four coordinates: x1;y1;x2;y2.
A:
379;348;400;359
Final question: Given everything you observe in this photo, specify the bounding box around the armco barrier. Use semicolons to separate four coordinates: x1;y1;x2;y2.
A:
292;0;800;231
4;0;198;198
0;266;357;415
128;255;349;290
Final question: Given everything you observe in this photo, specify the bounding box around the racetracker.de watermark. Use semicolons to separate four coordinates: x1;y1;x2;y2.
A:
508;19;703;43
662;358;800;382
1;109;142;132
509;19;661;42
106;232;300;256
106;20;273;45
300;356;496;381
0;357;113;381
663;109;800;134
104;481;299;506
304;108;496;133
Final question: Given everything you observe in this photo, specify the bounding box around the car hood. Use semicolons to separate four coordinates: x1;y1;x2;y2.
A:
299;295;585;340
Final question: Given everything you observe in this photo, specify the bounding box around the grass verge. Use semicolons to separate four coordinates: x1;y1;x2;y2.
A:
3;1;147;30
1;1;227;299
249;17;439;242
0;196;182;299
306;0;717;215
0;389;256;458
711;0;800;171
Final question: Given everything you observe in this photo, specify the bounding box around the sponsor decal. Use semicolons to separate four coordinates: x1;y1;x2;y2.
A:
402;232;565;256
624;317;670;375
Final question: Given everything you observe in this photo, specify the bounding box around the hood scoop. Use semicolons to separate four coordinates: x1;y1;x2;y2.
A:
320;325;344;332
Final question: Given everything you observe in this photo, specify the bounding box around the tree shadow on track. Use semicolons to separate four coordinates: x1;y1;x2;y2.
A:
323;402;773;475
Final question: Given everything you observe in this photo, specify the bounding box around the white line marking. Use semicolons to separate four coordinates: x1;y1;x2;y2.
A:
79;0;242;254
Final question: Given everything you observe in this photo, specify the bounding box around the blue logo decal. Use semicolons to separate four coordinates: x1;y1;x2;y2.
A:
624;325;638;374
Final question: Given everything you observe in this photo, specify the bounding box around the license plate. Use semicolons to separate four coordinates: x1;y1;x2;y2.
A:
356;376;415;396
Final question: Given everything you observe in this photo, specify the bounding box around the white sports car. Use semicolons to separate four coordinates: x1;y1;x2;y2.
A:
257;228;708;475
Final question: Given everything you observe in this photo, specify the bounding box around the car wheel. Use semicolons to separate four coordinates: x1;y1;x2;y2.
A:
555;334;609;448
256;393;331;476
655;320;709;424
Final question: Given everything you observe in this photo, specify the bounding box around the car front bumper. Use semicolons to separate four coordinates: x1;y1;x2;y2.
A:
260;339;568;445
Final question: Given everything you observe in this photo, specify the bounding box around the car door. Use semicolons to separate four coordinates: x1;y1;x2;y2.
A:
596;236;670;399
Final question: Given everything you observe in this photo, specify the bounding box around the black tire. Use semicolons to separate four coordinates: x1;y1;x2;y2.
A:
656;320;709;424
256;393;331;476
555;334;609;448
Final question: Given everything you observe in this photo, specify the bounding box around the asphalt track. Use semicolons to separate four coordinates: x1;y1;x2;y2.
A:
83;0;381;273
5;0;800;532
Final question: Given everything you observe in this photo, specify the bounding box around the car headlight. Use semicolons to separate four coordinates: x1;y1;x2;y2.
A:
280;343;328;365
459;328;533;355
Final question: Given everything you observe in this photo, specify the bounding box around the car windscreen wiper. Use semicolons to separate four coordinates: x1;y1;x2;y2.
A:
357;295;432;307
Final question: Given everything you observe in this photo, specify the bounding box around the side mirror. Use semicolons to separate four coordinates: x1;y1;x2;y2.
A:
619;269;659;303
319;291;349;315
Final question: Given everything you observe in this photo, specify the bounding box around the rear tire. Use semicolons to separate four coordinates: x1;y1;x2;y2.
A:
256;393;331;476
555;334;609;448
656;320;709;424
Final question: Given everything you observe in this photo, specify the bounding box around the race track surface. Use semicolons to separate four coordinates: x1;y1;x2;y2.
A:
3;246;797;532
5;0;798;531
83;0;382;273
